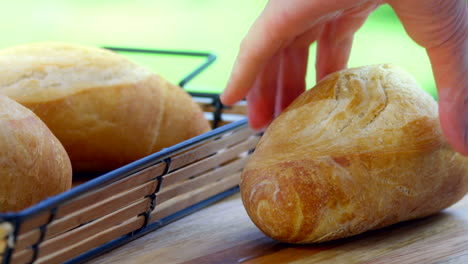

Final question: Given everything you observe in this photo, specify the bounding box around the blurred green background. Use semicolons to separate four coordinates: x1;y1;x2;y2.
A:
0;0;436;98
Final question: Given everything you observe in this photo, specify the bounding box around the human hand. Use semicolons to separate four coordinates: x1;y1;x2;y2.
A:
220;0;468;155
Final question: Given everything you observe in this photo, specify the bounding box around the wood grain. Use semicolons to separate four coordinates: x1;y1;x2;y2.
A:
14;179;158;253
12;198;150;264
13;163;164;254
151;172;241;223
15;162;165;238
0;222;12;258
36;216;146;264
89;194;468;264
169;127;253;172
161;136;257;188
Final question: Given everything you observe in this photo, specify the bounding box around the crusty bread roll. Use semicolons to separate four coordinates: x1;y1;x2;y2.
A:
0;42;210;172
241;64;468;243
0;95;72;212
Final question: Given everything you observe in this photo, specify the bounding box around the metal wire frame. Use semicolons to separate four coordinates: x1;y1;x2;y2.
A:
102;46;217;88
0;47;249;264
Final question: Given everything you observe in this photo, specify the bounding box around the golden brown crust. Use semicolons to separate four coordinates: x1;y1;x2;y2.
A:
0;42;210;172
0;95;72;212
241;64;468;243
0;42;150;102
154;76;212;152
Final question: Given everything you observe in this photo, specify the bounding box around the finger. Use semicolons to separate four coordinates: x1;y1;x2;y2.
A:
275;25;324;116
390;0;468;154
316;1;381;81
316;21;353;81
221;0;372;106
246;53;281;130
429;15;468;155
221;10;285;106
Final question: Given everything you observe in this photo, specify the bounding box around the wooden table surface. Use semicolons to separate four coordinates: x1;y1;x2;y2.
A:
89;193;468;264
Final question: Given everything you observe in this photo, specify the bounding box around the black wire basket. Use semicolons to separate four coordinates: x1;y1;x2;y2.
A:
0;47;259;264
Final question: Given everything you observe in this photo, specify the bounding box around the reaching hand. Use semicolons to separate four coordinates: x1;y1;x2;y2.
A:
220;0;468;155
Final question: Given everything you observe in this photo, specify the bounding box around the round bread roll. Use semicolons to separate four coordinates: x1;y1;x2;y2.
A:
241;64;468;243
0;42;210;172
0;95;72;212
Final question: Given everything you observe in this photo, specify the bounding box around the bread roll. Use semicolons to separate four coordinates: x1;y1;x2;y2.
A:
0;42;210;172
241;64;468;243
0;95;72;212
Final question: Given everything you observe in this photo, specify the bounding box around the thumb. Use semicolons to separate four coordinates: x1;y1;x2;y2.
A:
390;0;468;154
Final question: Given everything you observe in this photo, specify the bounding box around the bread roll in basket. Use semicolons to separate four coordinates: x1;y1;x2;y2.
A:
241;64;468;243
0;95;72;212
0;42;211;172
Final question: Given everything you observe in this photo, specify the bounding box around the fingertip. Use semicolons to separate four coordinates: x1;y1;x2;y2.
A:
438;96;468;156
246;88;275;132
221;60;257;106
247;102;272;131
247;118;268;132
219;91;237;106
221;85;250;106
440;122;468;156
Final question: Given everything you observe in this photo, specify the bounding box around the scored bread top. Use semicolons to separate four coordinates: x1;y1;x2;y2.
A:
0;42;153;102
247;64;441;170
